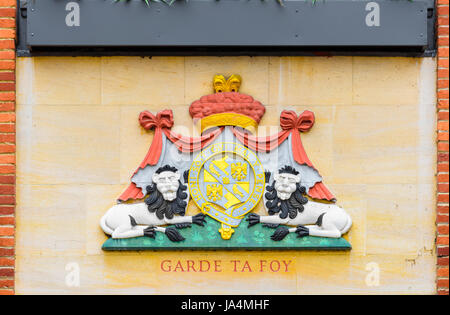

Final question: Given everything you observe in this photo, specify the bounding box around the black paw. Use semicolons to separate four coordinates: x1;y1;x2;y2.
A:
143;226;155;238
165;227;185;242
262;223;280;229
246;213;260;228
175;223;192;229
295;225;309;238
271;226;290;241
192;213;207;226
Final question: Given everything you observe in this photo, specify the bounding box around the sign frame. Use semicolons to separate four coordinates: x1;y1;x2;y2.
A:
16;0;437;57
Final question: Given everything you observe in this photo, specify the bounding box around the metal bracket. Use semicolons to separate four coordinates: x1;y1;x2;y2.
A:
424;5;437;57
16;0;31;56
19;0;27;18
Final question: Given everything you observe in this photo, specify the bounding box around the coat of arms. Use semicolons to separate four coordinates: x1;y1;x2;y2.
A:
100;75;352;250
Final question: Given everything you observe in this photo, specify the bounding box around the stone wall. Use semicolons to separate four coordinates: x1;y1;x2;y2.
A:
14;56;438;294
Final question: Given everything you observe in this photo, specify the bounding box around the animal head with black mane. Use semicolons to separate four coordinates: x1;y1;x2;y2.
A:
265;166;309;220
145;165;189;220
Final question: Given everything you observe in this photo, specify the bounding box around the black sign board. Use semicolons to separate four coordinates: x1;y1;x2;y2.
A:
17;0;436;56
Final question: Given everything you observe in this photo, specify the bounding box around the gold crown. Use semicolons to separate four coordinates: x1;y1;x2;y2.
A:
213;74;242;93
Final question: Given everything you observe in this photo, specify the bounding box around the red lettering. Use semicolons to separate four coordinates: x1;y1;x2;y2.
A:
259;260;267;272
161;260;171;272
283;260;292;272
199;260;210;272
174;261;185;272
186;260;196;272
214;260;222;272
242;261;253;272
231;260;240;272
270;260;281;272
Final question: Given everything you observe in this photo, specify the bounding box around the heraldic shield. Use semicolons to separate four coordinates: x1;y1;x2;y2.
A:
189;142;265;239
100;75;352;250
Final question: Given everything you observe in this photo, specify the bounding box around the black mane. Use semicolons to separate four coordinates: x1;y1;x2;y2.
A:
265;182;308;219
278;165;299;175
155;165;178;174
144;181;188;220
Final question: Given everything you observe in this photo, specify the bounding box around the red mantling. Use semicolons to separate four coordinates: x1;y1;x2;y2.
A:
118;101;335;202
232;110;335;201
118;110;223;201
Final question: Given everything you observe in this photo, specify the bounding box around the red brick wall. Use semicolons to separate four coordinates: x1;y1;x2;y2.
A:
0;0;15;296
437;0;450;296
